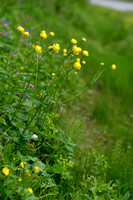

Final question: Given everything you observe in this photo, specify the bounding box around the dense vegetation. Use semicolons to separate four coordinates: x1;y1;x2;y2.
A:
0;0;133;199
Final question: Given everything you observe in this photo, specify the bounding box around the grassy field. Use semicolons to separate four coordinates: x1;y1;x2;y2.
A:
0;0;133;199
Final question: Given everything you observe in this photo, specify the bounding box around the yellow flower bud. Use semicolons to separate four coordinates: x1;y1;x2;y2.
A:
82;60;86;64
53;43;60;53
34;166;39;173
52;73;55;76
18;178;22;182
20;66;24;70
82;37;86;42
28;187;33;193
112;64;116;70
82;50;89;56
50;32;55;37
23;31;29;36
100;62;104;66
17;26;24;33
74;62;81;70
71;38;77;44
63;49;67;54
40;31;47;39
20;162;24;168
76;58;80;62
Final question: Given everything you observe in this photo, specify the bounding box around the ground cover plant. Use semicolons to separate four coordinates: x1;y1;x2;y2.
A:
0;0;133;199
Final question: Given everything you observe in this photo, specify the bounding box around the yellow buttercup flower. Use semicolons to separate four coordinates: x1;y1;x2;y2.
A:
34;166;39;173
40;31;47;39
23;31;29;37
35;45;42;53
82;38;86;42
18;178;22;182
82;60;86;64
50;32;55;37
112;64;116;70
63;53;67;57
52;73;55;76
74;62;81;70
2;167;10;176
17;26;24;33
82;50;89;56
32;44;35;48
53;43;60;53
71;38;77;44
20;66;24;70
63;49;67;54
20;162;24;168
28;187;33;193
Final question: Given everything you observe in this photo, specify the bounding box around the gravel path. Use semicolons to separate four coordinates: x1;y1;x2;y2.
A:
90;0;133;11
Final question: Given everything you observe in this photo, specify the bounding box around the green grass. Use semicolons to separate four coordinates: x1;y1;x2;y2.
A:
0;0;133;199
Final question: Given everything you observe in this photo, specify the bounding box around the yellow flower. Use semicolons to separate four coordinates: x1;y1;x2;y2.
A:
72;45;82;55
53;43;60;53
75;72;78;75
50;32;55;37
28;187;33;194
76;58;80;62
13;157;15;161
34;166;39;173
71;38;77;44
2;167;10;176
40;31;47;39
112;64;116;70
17;26;24;33
82;50;89;56
20;66;24;70
18;178;22;182
100;62;104;66
35;45;42;53
17;168;20;171
52;73;55;76
32;44;35;48
28;173;31;176
63;53;67;57
74;62;81;70
82;38;86;42
26;170;29;174
82;60;86;64
23;31;29;37
48;46;53;49
20;162;24;168
63;49;67;54
24;162;26;165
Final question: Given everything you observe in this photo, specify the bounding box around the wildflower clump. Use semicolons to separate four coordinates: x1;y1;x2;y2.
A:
2;167;10;176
